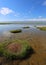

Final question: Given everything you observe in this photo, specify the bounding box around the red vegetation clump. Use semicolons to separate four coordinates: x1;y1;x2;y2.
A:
7;43;22;53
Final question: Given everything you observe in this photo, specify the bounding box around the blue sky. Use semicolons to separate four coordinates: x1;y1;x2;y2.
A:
0;0;46;21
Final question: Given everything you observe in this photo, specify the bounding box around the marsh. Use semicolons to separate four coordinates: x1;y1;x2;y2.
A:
0;24;46;65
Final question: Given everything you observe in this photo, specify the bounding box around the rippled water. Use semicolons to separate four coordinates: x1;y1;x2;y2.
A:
0;24;33;32
0;24;46;36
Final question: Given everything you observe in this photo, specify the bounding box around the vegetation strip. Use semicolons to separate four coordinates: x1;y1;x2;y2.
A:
0;40;32;59
37;27;46;31
10;29;22;33
23;26;30;29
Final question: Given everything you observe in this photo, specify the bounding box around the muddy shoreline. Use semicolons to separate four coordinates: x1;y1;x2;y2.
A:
0;28;46;65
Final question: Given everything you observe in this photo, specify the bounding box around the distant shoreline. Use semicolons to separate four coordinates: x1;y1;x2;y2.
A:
0;22;46;25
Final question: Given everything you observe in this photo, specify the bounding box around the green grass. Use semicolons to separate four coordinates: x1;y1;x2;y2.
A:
0;40;31;59
37;27;46;31
10;29;22;33
23;26;30;29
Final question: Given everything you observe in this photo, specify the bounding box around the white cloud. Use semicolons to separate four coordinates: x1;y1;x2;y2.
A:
42;1;46;6
26;18;46;21
14;13;20;17
38;16;43;18
0;7;14;15
26;16;46;21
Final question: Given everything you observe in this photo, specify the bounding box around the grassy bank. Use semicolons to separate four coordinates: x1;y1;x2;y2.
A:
37;27;46;31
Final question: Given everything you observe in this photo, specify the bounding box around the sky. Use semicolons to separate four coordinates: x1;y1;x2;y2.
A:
0;0;46;21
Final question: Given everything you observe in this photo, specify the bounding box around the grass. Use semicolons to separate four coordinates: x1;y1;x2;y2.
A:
37;27;46;31
0;40;32;59
23;26;30;29
10;29;22;33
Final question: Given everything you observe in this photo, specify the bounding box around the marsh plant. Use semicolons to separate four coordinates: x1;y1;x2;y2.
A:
0;40;33;60
10;29;22;33
23;26;30;29
37;27;46;31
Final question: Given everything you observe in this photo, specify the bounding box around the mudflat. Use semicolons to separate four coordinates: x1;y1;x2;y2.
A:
0;28;46;65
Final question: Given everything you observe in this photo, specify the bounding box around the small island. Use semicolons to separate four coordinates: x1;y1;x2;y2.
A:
23;26;30;29
37;27;46;31
10;29;22;33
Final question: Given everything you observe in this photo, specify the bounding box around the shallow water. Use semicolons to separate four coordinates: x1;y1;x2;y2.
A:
0;24;46;65
0;24;46;32
0;24;46;40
